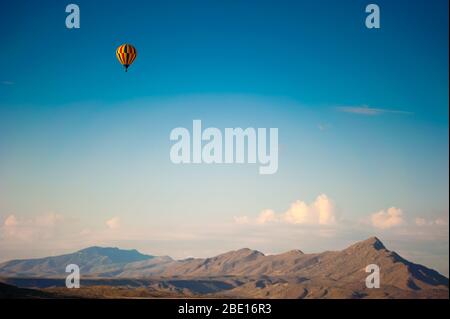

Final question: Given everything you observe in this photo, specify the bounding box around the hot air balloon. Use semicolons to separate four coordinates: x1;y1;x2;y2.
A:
116;44;137;72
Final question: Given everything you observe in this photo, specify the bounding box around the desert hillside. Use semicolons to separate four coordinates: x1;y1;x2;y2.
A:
0;237;448;299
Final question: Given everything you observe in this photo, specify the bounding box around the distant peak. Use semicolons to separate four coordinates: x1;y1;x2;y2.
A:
75;246;152;263
286;249;304;255
346;237;387;252
78;246;120;254
218;248;265;259
236;248;264;256
236;248;253;253
364;237;386;249
274;249;305;257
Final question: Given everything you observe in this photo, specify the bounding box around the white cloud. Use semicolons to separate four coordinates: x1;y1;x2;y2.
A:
1;80;14;85
35;213;63;227
256;209;277;224
370;207;404;229
314;194;337;225
233;216;250;225
235;194;337;226
1;213;64;241
415;217;448;226
435;218;448;226
337;105;412;116
415;218;427;226
318;123;331;131
106;216;121;230
283;200;311;224
283;194;336;225
4;215;18;227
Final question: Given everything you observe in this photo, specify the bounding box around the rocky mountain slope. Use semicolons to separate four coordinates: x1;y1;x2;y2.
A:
0;237;448;298
0;246;155;277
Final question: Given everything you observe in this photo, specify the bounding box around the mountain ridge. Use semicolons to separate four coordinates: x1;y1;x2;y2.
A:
0;237;448;299
0;246;153;277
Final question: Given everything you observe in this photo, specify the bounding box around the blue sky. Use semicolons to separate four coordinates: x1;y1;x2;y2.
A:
0;0;448;274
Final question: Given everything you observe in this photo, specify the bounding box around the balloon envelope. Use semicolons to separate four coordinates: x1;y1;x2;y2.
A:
116;44;137;72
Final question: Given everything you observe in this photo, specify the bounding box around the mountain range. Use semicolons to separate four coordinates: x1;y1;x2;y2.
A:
0;237;448;298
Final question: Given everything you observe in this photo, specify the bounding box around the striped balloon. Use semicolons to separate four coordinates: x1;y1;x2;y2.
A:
116;44;137;72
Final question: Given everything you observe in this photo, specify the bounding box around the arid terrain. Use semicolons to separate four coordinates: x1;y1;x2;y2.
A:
0;237;448;299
